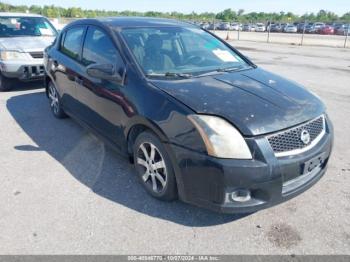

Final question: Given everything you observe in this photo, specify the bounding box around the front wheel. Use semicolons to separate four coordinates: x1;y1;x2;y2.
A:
0;73;14;91
47;82;67;118
133;131;177;201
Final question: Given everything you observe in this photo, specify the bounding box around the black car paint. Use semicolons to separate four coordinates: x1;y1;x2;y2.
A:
44;17;332;213
151;68;325;136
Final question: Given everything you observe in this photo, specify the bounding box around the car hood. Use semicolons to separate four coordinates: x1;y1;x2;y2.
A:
150;68;325;136
0;36;55;52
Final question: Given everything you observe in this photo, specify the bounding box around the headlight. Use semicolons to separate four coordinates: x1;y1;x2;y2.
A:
188;115;252;159
0;50;29;61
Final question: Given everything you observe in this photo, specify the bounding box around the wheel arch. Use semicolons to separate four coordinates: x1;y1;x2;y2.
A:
44;74;53;98
125;117;169;159
125;117;187;201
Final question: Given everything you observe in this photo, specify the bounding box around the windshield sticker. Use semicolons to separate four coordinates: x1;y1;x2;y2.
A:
38;28;52;35
212;49;238;62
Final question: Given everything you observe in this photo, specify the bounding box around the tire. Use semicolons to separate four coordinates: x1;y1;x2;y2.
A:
0;73;14;91
47;81;67;119
133;131;178;201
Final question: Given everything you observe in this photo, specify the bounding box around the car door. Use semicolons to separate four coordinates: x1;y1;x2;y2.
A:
76;25;127;149
53;25;86;113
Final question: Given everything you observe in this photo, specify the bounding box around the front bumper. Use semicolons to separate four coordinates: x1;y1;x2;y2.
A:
0;59;45;80
170;120;333;214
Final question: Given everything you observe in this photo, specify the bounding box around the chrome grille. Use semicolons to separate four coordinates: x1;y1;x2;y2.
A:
267;115;325;157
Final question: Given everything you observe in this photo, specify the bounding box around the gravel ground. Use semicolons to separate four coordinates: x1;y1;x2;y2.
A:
0;41;349;255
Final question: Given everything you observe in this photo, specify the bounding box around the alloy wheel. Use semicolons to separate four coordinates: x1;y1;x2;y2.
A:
136;142;168;193
48;84;59;115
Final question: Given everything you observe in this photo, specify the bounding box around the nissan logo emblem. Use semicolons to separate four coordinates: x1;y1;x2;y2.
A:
300;129;311;145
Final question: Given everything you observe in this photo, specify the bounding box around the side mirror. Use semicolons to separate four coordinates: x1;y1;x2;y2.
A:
86;63;124;83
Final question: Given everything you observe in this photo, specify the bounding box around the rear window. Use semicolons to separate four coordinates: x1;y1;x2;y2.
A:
61;26;85;60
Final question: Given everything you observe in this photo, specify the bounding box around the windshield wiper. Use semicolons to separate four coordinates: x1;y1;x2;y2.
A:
217;65;251;72
7;35;39;37
146;72;192;78
195;65;252;77
165;72;192;78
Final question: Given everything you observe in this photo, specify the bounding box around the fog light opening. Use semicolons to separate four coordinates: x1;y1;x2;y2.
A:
231;189;251;202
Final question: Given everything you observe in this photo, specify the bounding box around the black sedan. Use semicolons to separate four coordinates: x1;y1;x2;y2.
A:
44;17;333;213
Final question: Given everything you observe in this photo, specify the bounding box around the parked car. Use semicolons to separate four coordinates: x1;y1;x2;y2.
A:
284;24;298;33
200;23;210;30
297;23;307;33
231;22;240;31
333;23;342;32
318;25;334;35
332;23;343;30
242;23;254;31
242;24;250;31
0;12;57;91
305;23;316;33
207;23;218;30
44;17;333;213
218;22;232;31
306;22;326;34
270;23;283;32
280;23;288;32
335;24;350;35
314;22;326;31
255;23;266;32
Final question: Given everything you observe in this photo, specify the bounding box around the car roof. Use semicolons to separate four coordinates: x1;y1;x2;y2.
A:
68;17;196;29
0;12;44;18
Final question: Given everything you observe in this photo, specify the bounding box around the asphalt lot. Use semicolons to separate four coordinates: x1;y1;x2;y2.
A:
0;41;349;254
214;31;350;48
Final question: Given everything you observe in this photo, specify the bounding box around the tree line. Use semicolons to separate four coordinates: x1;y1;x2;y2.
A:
0;2;349;23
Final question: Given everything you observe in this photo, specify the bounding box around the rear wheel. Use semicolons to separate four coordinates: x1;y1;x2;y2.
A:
48;81;67;118
133;131;177;201
0;73;14;91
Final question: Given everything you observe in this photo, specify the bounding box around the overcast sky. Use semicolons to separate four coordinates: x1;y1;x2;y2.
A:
5;0;350;15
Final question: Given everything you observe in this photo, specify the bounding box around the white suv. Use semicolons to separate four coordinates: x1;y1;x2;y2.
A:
0;12;57;91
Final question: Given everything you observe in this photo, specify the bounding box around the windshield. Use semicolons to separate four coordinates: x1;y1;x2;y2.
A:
0;16;57;37
121;26;249;76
